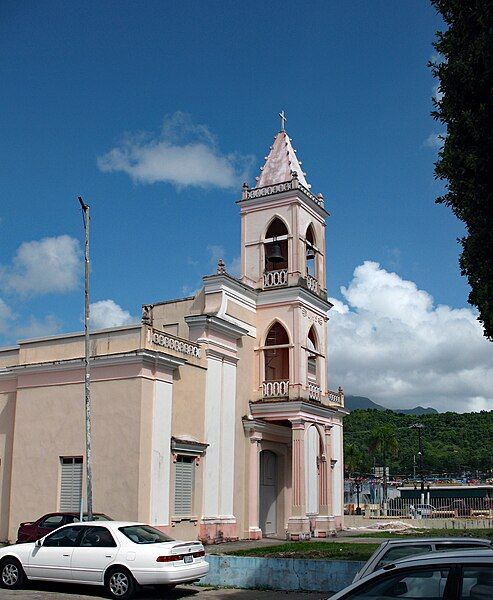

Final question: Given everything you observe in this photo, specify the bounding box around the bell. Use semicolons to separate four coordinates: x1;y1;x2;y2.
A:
306;245;316;260
267;242;284;263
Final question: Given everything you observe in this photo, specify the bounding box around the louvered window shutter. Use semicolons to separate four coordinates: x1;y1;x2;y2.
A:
174;456;194;515
60;457;83;511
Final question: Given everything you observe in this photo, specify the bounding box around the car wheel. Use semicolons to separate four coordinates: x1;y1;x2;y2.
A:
0;558;25;589
105;566;136;599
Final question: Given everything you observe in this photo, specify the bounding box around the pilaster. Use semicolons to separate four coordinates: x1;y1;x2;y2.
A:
314;424;335;537
248;435;262;539
286;419;310;540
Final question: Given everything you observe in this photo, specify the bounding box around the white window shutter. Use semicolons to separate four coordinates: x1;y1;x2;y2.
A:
60;457;83;512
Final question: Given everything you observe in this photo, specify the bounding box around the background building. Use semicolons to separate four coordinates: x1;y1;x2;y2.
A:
0;124;346;544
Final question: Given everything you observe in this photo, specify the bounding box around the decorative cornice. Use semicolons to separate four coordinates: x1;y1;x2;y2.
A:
205;348;239;364
201;273;258;302
242;417;292;440
238;179;328;218
171;437;209;455
250;399;340;420
185;314;249;340
257;286;333;313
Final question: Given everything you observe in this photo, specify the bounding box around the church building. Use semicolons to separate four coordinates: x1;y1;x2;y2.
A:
0;120;346;544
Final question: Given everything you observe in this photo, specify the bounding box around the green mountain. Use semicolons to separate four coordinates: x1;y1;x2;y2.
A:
345;395;438;415
344;408;493;475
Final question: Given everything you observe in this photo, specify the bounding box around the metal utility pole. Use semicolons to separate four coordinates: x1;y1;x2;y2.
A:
409;423;425;505
78;197;93;521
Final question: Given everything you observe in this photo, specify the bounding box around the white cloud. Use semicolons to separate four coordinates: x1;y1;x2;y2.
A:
432;84;443;103
90;300;138;329
1;235;82;296
15;315;61;339
98;112;254;190
0;298;13;335
424;132;445;149
328;261;493;413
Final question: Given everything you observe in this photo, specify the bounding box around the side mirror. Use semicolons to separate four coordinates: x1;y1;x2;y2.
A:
35;539;43;547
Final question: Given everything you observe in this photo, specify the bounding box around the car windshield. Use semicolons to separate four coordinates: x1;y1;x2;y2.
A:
119;525;174;544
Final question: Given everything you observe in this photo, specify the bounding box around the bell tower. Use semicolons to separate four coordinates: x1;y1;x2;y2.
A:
238;116;335;405
239;116;344;541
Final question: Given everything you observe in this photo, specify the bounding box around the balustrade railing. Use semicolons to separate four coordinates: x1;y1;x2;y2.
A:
306;273;319;293
264;269;288;288
308;383;322;401
327;388;344;405
262;380;289;398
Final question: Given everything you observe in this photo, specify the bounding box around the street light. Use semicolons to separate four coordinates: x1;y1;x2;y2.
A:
355;476;362;515
409;423;425;505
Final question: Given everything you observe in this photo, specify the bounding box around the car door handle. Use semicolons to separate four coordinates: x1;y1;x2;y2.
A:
105;555;112;558
63;554;70;557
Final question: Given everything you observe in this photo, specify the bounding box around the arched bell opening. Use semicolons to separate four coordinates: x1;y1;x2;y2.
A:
264;219;288;287
305;224;316;277
263;322;290;398
305;224;320;294
307;326;322;401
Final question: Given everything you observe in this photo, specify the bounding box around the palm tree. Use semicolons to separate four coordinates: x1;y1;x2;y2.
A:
369;424;399;503
344;442;361;477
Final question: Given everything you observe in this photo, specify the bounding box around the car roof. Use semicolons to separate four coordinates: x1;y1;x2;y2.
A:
384;537;491;545
394;548;493;565
329;548;493;600
62;521;153;529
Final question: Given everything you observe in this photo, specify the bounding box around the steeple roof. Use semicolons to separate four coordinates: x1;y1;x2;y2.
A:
255;130;310;189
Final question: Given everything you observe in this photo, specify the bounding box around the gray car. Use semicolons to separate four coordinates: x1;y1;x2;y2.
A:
331;548;493;600
353;537;493;582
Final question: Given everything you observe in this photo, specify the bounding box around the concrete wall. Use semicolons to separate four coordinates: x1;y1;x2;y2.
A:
344;515;493;530
201;555;363;593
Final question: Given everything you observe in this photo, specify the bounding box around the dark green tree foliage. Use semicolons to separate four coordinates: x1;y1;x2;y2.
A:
430;1;493;339
344;409;493;476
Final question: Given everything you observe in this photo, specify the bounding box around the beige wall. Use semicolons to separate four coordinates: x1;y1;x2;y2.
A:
17;326;142;366
8;376;144;541
151;299;194;339
0;391;15;541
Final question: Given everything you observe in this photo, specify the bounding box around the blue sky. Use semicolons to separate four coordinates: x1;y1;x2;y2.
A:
1;1;491;410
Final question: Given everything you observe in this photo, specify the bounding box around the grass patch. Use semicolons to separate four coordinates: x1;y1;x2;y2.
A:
226;541;379;561
343;528;493;540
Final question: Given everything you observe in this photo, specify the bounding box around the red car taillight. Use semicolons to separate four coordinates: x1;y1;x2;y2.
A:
156;550;204;562
156;555;183;562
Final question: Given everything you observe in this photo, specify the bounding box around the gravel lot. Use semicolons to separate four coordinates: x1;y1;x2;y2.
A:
1;582;331;600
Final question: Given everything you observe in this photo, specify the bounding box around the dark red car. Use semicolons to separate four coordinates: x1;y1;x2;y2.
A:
16;512;112;543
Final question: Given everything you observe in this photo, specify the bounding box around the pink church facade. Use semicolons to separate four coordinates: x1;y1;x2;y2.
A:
0;124;346;544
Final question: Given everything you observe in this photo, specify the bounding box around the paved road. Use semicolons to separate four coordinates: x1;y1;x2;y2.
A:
2;582;331;599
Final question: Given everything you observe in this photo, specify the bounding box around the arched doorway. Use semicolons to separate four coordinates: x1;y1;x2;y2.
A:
259;450;277;536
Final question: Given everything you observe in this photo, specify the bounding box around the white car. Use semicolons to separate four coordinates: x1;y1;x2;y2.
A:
0;521;209;599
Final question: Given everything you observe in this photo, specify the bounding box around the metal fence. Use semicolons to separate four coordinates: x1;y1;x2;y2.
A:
346;496;493;519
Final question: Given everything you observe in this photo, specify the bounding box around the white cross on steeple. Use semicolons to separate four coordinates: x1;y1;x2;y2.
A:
279;110;287;132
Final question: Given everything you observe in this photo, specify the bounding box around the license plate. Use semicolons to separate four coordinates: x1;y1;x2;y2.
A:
184;555;193;564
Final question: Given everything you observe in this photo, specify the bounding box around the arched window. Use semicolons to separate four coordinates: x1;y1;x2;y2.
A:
264;218;288;273
307;326;317;381
306;224;316;277
264;322;290;394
